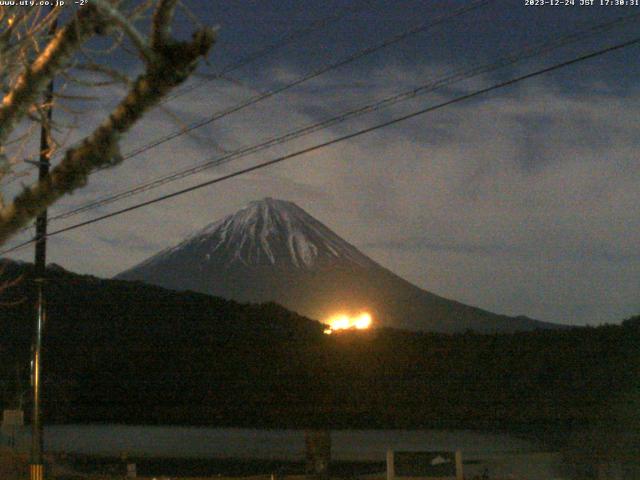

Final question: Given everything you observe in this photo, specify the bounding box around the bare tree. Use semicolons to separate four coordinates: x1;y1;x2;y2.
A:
0;0;215;246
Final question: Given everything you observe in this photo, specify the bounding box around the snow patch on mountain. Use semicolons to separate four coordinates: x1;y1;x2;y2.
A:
127;198;377;272
116;197;557;333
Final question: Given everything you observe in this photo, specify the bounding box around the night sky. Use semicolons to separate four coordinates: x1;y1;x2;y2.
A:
4;0;639;326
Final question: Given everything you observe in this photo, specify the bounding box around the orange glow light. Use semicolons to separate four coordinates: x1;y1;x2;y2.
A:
323;312;372;334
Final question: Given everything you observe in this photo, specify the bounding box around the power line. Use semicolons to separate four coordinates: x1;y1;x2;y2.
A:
163;0;376;104
90;0;493;170
48;11;640;223
2;34;637;257
0;0;496;248
10;0;496;223
7;0;491;186
0;0;376;184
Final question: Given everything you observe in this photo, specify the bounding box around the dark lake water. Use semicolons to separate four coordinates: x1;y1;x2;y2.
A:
39;425;535;460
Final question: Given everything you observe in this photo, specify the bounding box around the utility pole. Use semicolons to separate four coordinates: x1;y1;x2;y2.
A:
31;11;56;480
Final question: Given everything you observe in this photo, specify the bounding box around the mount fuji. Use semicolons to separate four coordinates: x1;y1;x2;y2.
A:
116;198;555;333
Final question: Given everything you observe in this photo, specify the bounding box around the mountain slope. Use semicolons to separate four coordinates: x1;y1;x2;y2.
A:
0;260;633;431
117;198;555;333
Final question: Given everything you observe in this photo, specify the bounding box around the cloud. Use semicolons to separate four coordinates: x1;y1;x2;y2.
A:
5;59;639;326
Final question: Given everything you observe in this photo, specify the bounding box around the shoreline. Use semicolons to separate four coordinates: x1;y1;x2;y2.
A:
57;454;387;478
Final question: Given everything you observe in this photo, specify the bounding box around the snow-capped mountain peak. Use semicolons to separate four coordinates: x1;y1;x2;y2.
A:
132;198;376;271
117;197;556;333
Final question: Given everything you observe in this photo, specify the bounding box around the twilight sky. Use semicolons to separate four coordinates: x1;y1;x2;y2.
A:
4;0;639;326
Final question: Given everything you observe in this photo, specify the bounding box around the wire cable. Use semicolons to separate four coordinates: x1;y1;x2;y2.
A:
164;0;376;103
48;11;640;222
0;0;375;183
92;0;494;170
2;34;637;257
5;0;496;223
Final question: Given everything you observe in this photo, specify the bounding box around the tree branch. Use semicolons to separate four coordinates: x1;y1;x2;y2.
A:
92;0;155;64
0;16;215;244
151;0;178;49
0;6;107;148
